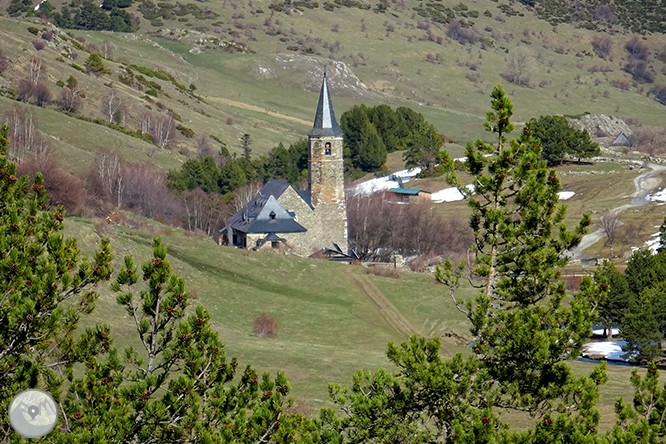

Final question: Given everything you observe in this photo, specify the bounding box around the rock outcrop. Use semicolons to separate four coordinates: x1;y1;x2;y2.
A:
566;114;632;137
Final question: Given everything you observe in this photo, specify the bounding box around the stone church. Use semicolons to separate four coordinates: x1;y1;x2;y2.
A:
222;74;348;256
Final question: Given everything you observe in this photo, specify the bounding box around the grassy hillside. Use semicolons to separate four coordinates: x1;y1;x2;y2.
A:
65;215;476;409
2;0;666;164
2;0;666;430
63;213;643;431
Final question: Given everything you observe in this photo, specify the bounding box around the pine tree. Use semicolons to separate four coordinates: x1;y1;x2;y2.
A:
84;52;111;76
621;283;666;362
323;86;608;443
356;119;386;172
57;238;314;444
658;217;666;253
0;124;114;441
594;260;633;339
402;121;444;174
439;85;606;415
241;133;252;161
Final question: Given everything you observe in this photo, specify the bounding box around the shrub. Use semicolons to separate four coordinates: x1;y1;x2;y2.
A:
649;85;666;105
176;124;195;138
17;156;86;215
32;40;46;50
624;60;655;83
33;82;52;106
625;36;649;61
253;313;278;338
27;26;39;35
591;36;612;60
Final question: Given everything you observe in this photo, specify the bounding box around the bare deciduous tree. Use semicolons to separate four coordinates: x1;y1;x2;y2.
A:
504;47;536;87
33;82;51;107
632;126;666;156
600;210;622;258
142;112;176;149
101;40;114;59
121;162;180;219
230;181;264;212
592;36;613;60
197;135;214;158
17;156;85;215
102;88;126;124
26;55;46;84
3;105;40;163
88;149;124;207
181;188;228;235
346;190;473;261
16;79;35;103
59;86;84;113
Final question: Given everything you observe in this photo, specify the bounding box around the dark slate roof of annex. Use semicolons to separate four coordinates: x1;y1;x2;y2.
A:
226;179;310;233
308;73;344;138
229;194;307;234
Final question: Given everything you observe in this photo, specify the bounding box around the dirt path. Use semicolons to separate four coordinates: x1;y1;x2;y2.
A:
571;161;666;259
207;96;312;126
349;274;418;338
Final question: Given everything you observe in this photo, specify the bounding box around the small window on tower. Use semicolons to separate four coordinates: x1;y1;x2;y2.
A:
325;142;331;155
269;211;276;220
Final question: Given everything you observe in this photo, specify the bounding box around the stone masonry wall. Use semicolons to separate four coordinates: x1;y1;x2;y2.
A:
308;135;348;253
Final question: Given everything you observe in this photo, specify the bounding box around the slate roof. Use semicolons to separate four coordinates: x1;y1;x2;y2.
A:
226;179;309;234
307;73;344;138
388;188;430;195
612;132;633;147
229;194;307;234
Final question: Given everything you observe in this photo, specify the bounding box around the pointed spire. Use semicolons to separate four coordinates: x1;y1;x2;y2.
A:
308;72;344;137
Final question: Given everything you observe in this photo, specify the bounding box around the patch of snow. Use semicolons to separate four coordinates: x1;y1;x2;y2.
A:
648;188;666;204
353;168;422;195
558;191;575;200
34;0;46;10
431;184;475;203
592;327;619;336
632;232;661;254
393;167;421;178
582;340;629;361
353;177;402;195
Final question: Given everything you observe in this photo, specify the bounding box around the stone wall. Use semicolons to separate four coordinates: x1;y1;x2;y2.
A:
308;135;348;253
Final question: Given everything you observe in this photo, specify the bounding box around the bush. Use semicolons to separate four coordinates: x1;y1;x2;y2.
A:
253;313;278;338
176;124;195;138
32;40;46;50
17;156;86;215
33;82;52;106
27;26;39;35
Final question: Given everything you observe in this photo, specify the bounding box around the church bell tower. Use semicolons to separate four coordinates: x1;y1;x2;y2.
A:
307;73;348;253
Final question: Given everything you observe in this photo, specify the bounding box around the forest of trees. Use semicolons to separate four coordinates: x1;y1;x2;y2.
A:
3;86;666;444
7;0;136;31
339;104;444;177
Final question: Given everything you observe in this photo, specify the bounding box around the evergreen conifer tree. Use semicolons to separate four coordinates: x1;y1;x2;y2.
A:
439;85;606;415
594;260;632;339
56;238;306;444
323;86;608;443
84;52;111;76
356;119;387;172
0;124;114;440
